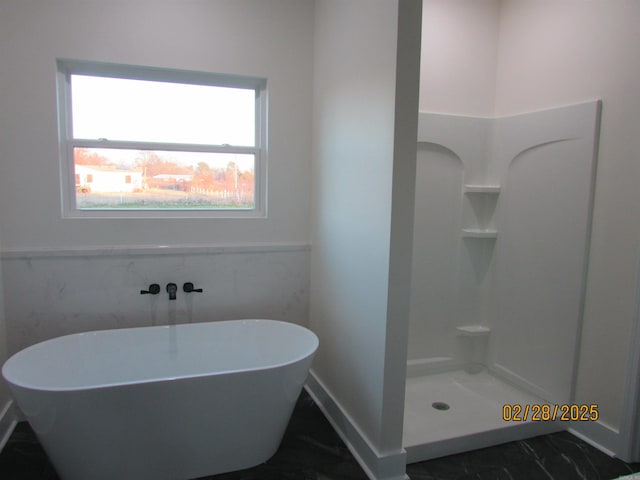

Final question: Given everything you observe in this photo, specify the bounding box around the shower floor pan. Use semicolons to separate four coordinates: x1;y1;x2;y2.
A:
404;369;563;463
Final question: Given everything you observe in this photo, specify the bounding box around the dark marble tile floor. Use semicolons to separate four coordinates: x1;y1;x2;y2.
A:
1;391;639;480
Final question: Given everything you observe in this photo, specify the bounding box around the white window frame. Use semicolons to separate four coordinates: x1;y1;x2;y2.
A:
56;59;267;218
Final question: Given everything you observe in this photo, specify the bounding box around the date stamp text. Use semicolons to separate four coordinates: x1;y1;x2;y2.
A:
502;404;599;422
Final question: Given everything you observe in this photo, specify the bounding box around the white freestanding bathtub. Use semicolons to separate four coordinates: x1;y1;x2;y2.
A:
2;319;318;480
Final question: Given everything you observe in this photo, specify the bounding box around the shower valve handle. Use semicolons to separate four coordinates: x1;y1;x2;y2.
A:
140;284;161;295
183;282;203;293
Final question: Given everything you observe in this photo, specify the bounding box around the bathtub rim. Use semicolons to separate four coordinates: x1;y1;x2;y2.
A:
2;318;318;393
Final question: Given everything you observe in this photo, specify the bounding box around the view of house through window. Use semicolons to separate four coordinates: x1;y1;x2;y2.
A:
74;147;255;209
58;61;265;214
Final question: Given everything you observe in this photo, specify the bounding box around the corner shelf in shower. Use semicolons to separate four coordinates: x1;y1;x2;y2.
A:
463;184;501;194
461;229;497;239
462;184;500;240
456;325;491;336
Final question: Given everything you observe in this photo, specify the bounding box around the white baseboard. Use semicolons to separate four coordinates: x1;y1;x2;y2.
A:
305;371;408;480
0;399;18;452
569;419;620;458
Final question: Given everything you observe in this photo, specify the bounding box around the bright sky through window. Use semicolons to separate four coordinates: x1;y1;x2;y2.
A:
71;75;256;147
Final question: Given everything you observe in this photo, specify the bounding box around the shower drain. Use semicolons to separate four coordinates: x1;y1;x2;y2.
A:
431;401;450;411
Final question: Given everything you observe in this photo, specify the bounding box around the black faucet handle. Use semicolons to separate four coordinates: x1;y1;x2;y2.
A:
183;282;203;293
140;283;161;295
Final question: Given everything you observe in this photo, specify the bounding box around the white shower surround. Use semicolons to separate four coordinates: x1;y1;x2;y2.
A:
407;101;601;459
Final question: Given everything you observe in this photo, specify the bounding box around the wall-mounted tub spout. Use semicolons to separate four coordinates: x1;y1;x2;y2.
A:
166;283;178;300
140;284;161;295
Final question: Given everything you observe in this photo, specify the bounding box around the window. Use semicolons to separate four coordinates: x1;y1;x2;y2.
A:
57;59;267;217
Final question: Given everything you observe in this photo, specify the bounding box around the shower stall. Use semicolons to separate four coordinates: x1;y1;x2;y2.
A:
404;101;601;462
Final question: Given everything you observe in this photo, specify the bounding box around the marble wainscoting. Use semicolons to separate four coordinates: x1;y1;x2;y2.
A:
1;243;310;355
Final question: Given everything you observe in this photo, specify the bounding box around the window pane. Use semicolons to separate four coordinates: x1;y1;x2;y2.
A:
71;75;256;146
74;147;255;209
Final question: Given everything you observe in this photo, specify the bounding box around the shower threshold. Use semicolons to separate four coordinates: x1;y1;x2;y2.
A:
404;369;563;463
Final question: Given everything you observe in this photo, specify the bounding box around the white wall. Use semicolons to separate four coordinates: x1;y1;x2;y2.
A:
0;246;6;385
0;229;14;448
0;0;313;249
419;0;500;116
309;1;421;479
419;0;640;454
